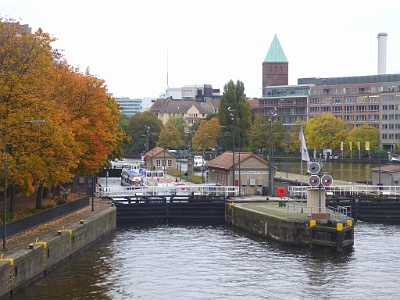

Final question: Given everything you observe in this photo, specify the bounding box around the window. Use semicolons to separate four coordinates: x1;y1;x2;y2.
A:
368;105;379;112
332;106;342;114
309;107;319;114
156;160;161;167
356;96;366;103
321;107;331;113
344;97;354;104
321;98;331;105
310;98;319;105
345;106;354;113
333;97;342;104
356;105;366;113
344;115;354;122
168;159;172;167
356;115;366;122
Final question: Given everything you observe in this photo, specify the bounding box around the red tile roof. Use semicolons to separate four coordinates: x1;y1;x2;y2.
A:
206;151;269;170
145;147;176;158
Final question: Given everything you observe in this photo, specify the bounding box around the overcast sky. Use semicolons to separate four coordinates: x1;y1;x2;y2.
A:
1;0;400;98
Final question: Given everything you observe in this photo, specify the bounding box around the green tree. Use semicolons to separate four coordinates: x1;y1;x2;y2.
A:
157;120;183;149
218;80;252;150
124;111;162;155
169;115;187;136
304;113;348;154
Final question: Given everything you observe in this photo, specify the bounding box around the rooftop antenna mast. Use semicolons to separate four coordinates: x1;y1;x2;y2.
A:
166;50;169;90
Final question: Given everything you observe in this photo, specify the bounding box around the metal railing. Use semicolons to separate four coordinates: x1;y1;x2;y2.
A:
97;185;239;198
288;185;400;197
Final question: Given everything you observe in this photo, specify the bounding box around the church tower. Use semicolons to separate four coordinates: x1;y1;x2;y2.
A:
262;34;288;96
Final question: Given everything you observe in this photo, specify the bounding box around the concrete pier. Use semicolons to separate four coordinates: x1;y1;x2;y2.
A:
225;199;354;252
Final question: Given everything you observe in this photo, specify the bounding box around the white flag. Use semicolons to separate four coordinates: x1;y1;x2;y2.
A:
299;130;310;162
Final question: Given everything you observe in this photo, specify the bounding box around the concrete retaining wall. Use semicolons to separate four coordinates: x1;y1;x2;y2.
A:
226;204;310;246
0;207;116;299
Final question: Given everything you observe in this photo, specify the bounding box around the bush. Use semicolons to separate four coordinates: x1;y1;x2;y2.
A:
56;198;67;205
188;174;203;184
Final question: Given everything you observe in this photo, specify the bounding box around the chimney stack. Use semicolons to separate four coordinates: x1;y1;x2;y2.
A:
377;32;388;75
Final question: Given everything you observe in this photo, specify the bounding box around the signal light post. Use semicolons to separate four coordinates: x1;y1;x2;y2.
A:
307;162;333;213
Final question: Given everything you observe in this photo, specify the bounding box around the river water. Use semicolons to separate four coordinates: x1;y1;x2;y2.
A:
11;222;400;300
11;161;400;299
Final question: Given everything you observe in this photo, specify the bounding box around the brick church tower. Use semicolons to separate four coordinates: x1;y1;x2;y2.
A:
262;34;288;96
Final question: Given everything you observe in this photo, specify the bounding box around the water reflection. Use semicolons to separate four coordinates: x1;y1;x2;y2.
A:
12;222;400;300
274;161;380;183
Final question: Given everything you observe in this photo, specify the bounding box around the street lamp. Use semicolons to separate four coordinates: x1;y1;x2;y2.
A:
268;108;277;196
163;132;172;173
3;119;45;251
228;107;235;187
221;123;242;195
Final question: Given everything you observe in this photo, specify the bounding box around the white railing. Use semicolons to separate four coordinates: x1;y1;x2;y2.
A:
288;185;400;197
97;185;239;198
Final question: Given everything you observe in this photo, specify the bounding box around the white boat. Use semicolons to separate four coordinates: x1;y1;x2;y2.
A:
193;155;206;171
388;153;400;164
120;166;145;186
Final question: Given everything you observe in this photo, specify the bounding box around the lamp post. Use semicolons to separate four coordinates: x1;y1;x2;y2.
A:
163;132;172;173
268;108;277;196
220;123;241;194
228;107;235;187
3;119;45;251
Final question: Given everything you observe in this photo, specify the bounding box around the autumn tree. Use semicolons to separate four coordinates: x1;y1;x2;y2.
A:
157;120;183;149
347;125;380;157
218;80;252;151
192;118;221;157
304;113;348;154
0;19;128;210
0;19;61;212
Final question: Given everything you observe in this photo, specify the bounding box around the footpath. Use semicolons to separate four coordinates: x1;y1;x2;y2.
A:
2;198;112;256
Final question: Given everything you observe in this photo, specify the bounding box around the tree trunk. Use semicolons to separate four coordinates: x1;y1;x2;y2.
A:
43;186;48;199
36;183;44;209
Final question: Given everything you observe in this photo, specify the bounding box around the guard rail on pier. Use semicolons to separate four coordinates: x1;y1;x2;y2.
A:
288;185;400;198
96;185;239;199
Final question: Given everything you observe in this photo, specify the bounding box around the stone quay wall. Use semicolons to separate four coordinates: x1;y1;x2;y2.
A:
0;206;116;299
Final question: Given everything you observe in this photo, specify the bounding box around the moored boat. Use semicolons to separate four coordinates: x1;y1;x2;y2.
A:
193;155;206;171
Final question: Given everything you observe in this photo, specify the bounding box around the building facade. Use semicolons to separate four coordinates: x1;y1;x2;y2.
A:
300;74;400;150
166;84;221;101
144;147;177;171
149;98;219;126
262;34;289;96
206;152;270;195
114;97;143;117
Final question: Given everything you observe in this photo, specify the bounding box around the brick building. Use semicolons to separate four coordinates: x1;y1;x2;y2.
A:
262;34;288;96
206;151;271;195
144;147;177;171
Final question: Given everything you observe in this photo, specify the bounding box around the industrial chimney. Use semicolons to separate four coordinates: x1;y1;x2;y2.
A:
377;32;388;75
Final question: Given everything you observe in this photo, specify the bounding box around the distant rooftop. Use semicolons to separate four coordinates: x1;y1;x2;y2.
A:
298;74;400;86
264;34;288;63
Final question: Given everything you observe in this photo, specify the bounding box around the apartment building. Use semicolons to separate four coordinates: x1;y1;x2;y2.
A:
114;97;143;117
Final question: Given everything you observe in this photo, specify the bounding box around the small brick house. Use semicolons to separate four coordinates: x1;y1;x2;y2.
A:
206;151;271;195
144;147;177;171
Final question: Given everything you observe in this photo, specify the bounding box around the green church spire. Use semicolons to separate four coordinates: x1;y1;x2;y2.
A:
264;34;288;63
